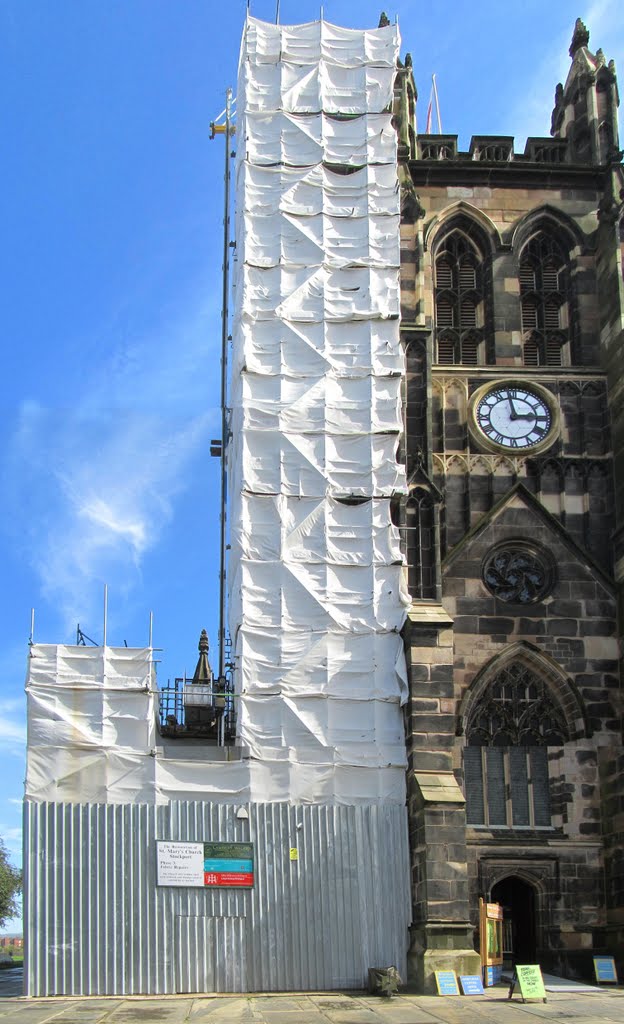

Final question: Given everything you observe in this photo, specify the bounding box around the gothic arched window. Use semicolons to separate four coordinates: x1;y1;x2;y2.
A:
463;662;567;828
519;233;571;367
403;489;437;600
434;226;489;365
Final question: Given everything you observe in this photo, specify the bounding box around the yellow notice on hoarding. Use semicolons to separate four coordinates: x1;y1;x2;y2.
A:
513;965;547;1002
289;848;298;861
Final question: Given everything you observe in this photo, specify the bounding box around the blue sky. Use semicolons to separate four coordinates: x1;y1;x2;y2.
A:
0;0;622;930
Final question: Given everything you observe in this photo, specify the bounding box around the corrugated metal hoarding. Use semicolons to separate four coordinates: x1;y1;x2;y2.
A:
24;799;410;996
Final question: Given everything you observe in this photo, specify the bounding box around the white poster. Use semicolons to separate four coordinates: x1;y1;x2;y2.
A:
156;841;204;887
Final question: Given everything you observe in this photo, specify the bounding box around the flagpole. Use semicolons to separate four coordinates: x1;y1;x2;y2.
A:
432;73;442;134
425;76;433;134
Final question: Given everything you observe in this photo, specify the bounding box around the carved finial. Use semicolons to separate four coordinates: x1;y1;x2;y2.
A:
399;167;425;223
597;191;624;224
596;48;606;67
551;83;565;136
378;11;390;27
569;18;590;58
191;629;212;685
405;52;413;68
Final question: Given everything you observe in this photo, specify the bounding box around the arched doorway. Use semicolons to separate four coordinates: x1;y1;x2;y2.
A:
491;876;537;966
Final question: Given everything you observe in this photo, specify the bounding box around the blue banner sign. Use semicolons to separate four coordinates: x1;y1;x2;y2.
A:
593;957;617;984
460;975;484;995
485;964;502;986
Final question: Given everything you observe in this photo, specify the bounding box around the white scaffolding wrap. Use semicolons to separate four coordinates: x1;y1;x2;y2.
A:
229;16;409;804
26;644;156;804
25;644;407;805
25;645;249;805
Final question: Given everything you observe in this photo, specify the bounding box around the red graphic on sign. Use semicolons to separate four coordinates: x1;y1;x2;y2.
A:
204;871;254;887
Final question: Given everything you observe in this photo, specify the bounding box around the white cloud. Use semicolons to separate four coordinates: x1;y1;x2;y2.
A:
0;825;22;868
508;2;624;149
0;720;25;744
6;799;22;808
0;701;25;745
3;285;220;629
0;827;21;844
0;698;23;715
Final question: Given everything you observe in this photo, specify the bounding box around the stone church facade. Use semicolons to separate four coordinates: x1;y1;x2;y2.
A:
394;19;624;986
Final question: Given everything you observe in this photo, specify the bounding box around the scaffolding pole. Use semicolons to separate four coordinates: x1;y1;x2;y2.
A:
214;88;233;685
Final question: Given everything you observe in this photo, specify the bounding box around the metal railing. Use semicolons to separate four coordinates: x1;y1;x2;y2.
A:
158;676;237;744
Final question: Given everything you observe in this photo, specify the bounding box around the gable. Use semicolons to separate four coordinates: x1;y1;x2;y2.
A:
443;482;614;598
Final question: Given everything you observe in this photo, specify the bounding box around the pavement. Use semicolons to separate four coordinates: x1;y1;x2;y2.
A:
3;969;624;1024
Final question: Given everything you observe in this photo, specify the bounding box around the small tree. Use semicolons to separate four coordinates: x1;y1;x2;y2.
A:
0;839;21;929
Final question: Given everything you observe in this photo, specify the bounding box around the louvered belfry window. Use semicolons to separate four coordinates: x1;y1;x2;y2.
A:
519;233;570;366
463;662;567;828
434;231;485;365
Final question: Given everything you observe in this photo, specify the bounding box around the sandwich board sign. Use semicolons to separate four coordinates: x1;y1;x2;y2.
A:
435;970;460;995
459;974;484;995
508;964;547;1003
593;956;617;984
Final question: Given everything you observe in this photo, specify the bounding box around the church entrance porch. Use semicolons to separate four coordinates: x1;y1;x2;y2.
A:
492;875;537;968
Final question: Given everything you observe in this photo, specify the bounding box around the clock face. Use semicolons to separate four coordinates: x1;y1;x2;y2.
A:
475;385;553;450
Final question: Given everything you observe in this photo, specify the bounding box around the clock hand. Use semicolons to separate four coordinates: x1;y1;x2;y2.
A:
507;394;518;420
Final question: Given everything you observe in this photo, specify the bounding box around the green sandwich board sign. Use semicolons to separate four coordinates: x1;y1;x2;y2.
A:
508;965;547;1003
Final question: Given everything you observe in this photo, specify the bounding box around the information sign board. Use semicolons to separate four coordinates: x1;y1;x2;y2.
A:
509;964;546;1003
479;897;503;976
459;974;484;995
157;841;254;888
486;903;503;920
156;841;204;886
203;842;254;886
485;964;502;986
435;970;460;995
593;956;618;984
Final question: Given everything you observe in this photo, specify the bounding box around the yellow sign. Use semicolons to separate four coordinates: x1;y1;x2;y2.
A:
434;970;460;995
289;847;298;861
515;965;546;1002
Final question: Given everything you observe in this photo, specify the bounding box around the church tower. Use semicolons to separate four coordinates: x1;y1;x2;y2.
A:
397;18;624;988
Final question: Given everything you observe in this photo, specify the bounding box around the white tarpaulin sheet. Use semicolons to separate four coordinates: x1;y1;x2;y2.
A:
232;318;403;377
242;18;399;68
237;164;400;217
240;111;398;166
228;16;409;804
26;645;157;804
25;644;408;805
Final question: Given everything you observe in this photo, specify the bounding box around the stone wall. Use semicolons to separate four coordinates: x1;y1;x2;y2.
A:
443;488;619;976
400;162;623;981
